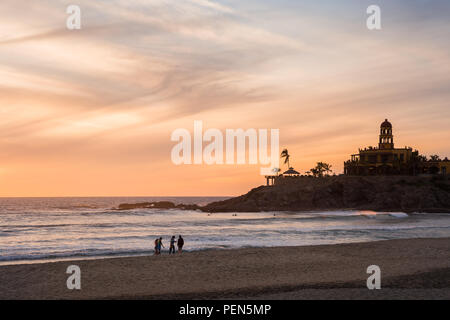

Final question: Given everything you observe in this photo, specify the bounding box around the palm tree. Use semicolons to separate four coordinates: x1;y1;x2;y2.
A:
430;155;441;161
310;162;333;177
321;162;333;176
418;155;428;162
280;149;290;168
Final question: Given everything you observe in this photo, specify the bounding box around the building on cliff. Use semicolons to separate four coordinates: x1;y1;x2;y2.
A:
344;119;450;176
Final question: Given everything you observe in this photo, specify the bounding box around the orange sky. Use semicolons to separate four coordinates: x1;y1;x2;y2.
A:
1;0;450;197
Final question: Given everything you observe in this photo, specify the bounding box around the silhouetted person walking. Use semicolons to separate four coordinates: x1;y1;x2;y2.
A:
169;236;176;254
154;238;159;255
156;237;164;254
177;235;184;253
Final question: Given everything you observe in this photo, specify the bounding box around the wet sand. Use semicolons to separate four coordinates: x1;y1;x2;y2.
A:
0;238;449;300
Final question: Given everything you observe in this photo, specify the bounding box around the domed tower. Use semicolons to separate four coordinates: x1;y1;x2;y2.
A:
379;119;394;149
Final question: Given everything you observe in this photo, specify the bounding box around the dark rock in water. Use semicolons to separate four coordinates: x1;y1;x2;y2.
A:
201;176;450;213
117;201;177;210
117;201;201;211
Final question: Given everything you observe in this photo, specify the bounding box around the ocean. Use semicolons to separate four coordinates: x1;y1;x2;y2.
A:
1;197;449;265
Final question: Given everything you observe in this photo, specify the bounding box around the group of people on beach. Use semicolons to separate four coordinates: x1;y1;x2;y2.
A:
154;235;184;255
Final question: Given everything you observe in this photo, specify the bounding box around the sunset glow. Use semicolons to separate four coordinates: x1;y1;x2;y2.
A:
1;0;449;196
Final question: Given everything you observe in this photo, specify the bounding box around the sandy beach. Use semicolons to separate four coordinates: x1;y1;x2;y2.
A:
0;238;449;300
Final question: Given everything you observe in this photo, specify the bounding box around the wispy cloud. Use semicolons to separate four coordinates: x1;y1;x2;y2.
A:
0;0;449;196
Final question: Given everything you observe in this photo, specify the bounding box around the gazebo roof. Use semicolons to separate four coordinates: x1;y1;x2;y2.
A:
283;167;300;175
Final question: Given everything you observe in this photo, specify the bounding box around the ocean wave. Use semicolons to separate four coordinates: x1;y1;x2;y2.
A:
1;197;449;265
0;248;153;263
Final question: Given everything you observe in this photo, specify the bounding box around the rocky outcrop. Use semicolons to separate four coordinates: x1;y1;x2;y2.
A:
116;176;450;213
202;176;450;213
117;201;200;211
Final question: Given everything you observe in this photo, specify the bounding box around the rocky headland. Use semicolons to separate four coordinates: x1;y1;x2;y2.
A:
117;176;450;213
